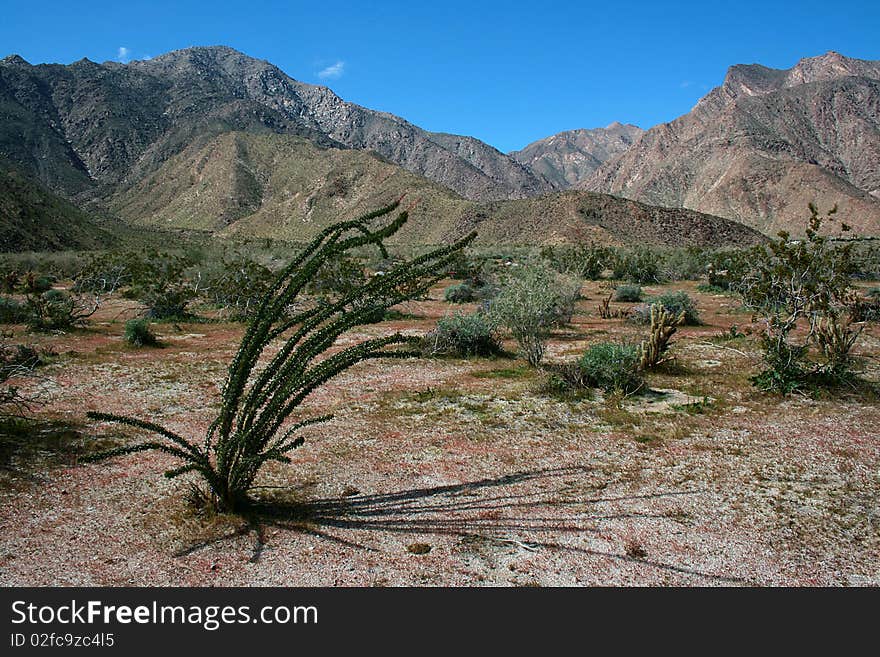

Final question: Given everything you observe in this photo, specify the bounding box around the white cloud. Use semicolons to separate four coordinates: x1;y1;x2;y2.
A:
679;80;692;89
117;46;131;63
317;61;345;80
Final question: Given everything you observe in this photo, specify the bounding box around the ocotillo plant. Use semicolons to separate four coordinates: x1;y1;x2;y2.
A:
84;201;476;511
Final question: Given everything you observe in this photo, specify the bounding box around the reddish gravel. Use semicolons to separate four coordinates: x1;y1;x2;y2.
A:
1;282;878;586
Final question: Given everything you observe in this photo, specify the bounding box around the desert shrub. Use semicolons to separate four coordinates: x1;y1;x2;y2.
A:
614;284;644;302
21;272;54;294
490;263;577;366
706;249;751;291
444;282;479;303
445;251;484;280
0;297;28;324
740;205;860;392
661;247;708;281
73;251;137;294
1;270;21;294
845;288;880;322
26;289;96;331
650;291;700;325
542;244;610;280
424;312;502;357
129;251;197;319
124;319;158;347
203;256;275;321
307;254;366;299
627;303;653;325
0;340;43;417
579;342;644;394
84;202;475;512
851;244;880;280
612;249;662;284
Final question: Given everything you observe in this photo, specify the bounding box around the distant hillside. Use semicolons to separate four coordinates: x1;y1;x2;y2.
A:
582;52;880;236
0;162;115;252
111;131;763;248
511;122;643;188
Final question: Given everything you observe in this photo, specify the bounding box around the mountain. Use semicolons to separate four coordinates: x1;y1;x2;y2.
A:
0;160;115;252
581;52;880;236
109;130;763;247
511;122;644;188
0;47;551;203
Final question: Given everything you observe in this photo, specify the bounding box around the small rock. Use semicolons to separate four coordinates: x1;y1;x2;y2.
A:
407;543;432;555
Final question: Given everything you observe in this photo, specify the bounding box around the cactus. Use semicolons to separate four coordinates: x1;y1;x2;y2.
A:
639;303;685;369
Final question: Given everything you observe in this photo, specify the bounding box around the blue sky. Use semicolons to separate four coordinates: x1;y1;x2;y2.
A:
3;0;879;152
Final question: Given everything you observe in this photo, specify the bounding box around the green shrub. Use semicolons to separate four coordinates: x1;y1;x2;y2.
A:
579;343;644;394
740;205;860;392
612;249;662;284
126;251;197;320
124;319;158;347
73;251;137;294
307;254;366;299
706;249;750;291
542;244;610;280
490;263;577;366
650;291;701;325
0;297;28;324
661;247;708;282
203;256;275;321
424;312;502;357
26;289;94;331
613;284;644;302
444;282;479;303
0;340;43;416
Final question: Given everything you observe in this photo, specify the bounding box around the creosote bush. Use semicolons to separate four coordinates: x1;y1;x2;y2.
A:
578;343;644;394
444;281;479;303
490;263;579;366
614;284;644;302
423;311;502;358
0;339;43;417
84;202;475;512
124;319;158;347
739;205;862;392
649;291;700;325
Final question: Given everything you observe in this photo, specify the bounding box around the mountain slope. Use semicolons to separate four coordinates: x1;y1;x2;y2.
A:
511;122;643;188
0;161;115;252
111;131;764;248
582;52;880;236
0;47;551;203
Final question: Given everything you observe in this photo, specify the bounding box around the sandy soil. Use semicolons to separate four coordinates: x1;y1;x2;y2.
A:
1;281;878;586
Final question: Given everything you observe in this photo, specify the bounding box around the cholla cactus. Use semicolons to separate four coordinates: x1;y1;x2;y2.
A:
815;312;862;378
85;201;475;511
639;303;685;369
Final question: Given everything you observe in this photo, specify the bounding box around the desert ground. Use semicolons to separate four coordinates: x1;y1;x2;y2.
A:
1;279;878;586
